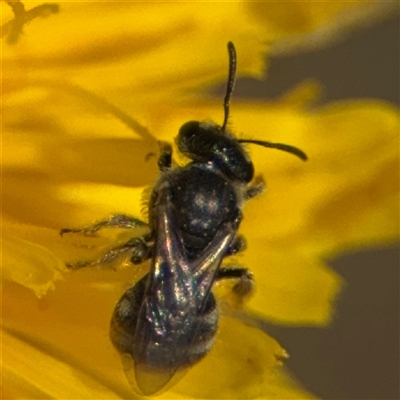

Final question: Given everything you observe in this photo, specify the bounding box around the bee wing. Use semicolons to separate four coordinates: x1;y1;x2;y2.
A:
127;187;236;396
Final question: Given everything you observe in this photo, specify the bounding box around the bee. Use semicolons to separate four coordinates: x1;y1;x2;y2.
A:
61;42;307;396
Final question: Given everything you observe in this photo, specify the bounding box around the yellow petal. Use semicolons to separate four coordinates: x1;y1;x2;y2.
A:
3;2;267;96
242;243;342;326
296;101;400;256
3;221;133;276
2;233;66;298
167;317;314;399
260;367;319;400
3;87;158;228
2;327;130;400
2;166;150;229
2;270;148;399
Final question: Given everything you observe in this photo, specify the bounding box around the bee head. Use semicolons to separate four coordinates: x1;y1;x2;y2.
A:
176;42;307;184
176;120;255;183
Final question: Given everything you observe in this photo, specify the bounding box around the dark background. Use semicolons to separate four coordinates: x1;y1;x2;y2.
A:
215;15;399;400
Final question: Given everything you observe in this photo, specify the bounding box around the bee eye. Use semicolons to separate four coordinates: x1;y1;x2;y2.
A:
176;121;202;156
176;120;213;161
179;121;200;138
176;119;254;183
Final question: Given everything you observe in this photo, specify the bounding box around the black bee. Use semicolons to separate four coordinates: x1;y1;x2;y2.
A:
61;42;307;396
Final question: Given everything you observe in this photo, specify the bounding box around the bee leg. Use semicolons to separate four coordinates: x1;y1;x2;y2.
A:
225;234;246;256
245;175;266;200
216;266;254;297
66;234;153;270
157;141;173;172
129;233;154;265
60;214;148;237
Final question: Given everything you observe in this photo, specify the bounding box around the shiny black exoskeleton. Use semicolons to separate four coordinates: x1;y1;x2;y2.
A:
149;120;252;260
150;162;239;259
61;42;307;396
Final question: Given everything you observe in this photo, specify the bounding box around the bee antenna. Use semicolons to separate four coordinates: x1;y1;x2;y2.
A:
221;41;237;132
238;139;308;161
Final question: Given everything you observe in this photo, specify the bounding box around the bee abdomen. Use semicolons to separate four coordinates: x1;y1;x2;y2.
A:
110;275;219;369
179;294;219;367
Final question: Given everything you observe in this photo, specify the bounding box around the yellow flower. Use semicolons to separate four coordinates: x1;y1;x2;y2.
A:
2;1;398;399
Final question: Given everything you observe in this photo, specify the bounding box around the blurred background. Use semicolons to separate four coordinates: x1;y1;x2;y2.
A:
214;14;399;400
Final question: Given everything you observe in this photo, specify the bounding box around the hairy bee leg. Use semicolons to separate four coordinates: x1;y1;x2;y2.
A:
130;233;154;265
245;175;266;200
66;236;153;270
157;141;173;172
225;235;246;256
60;214;148;236
216;266;254;296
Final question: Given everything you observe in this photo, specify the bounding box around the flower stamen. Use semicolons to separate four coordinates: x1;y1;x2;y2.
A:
2;0;59;44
